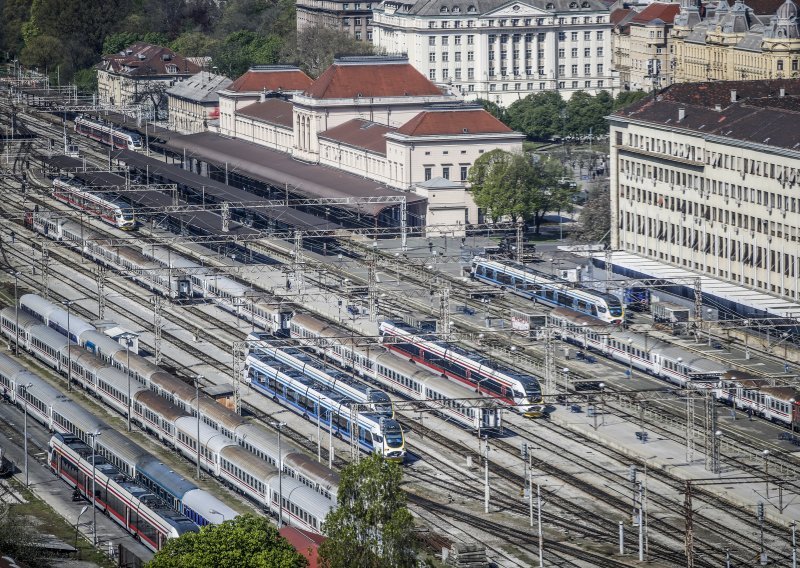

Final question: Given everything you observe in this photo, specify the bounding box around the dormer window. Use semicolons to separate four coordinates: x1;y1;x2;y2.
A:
467;4;476;12
453;6;460;12
440;6;449;12
582;1;590;7
569;2;578;8
546;3;554;9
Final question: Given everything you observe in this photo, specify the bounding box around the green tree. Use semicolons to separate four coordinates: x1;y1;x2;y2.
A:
1;0;33;56
212;30;284;78
285;24;375;78
613;90;649;110
103;31;140;54
319;454;416;568
170;31;221;57
564;90;613;137
147;514;307;568
73;67;98;93
475;98;508;124
574;184;611;244
469;150;574;232
506;91;566;141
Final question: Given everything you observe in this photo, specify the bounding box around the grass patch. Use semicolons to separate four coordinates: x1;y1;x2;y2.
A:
4;480;115;567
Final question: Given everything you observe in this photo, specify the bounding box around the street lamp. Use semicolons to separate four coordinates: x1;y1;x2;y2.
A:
706;308;713;346
713;430;723;475
593;382;605;430
74;505;89;549
208;508;225;524
763;449;770;498
791;399;796;436
88;431;101;546
21;381;32;487
195;375;203;480
562;367;569;391
10;271;19;355
63;300;75;392
271;421;287;527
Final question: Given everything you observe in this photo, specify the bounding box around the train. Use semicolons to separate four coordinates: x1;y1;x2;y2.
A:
50;433;198;552
2;300;338;528
245;342;406;463
51;177;136;230
468;256;625;324
378;320;544;416
548;306;800;428
74;116;143;151
283;313;503;431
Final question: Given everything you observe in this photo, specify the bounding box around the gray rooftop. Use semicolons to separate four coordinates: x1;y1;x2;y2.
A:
167;72;233;104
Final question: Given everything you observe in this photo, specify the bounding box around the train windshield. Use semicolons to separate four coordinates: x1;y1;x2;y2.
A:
384;425;403;448
130;135;143;148
607;299;623;317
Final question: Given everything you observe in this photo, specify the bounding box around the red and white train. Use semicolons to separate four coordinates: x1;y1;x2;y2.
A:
52;177;136;230
74;116;143;151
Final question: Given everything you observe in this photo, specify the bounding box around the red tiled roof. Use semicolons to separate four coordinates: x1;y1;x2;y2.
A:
228;66;313;93
237;98;294;127
279;527;325;568
99;42;200;77
319;119;396;155
631;3;681;24
610;7;633;25
397;109;514;137
305;58;443;99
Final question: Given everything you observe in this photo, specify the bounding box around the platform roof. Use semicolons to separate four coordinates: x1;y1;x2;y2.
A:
160;132;425;217
114;150;342;232
594;251;800;319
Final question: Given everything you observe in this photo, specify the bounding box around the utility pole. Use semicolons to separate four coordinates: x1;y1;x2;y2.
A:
792;520;797;568
293;230;303;290
484;436;490;514
40;243;50;300
604;248;612;293
437;284;451;339
367;255;377;323
537;484;544;567
544;318;555;397
516;222;523;263
704;389;717;472
96;266;107;319
638;481;644;562
685;481;694;568
758;501;767;565
152;295;163;365
686;393;695;463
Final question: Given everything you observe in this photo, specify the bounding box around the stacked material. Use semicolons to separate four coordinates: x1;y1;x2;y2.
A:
445;542;488;568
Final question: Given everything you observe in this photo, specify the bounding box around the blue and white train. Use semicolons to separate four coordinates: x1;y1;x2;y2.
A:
245;347;406;463
469;256;625;324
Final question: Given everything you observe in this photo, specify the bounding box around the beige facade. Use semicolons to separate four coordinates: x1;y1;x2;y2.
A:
672;0;800;83
166;73;232;134
296;0;374;41
610;79;800;302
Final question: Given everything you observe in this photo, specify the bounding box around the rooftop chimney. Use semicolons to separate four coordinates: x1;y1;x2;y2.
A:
730;89;737;102
714;104;722;112
780;87;786;97
678;107;686;121
260;89;266;103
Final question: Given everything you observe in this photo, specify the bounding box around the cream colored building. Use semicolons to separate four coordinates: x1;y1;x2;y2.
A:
222;56;525;224
166;72;232;134
372;0;616;105
96;42;201;119
672;0;800;82
296;0;375;41
610;78;800;301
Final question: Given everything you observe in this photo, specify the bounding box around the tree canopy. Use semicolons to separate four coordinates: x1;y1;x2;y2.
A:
468;149;574;232
318;454;416;568
147;514;307;568
574;184;611;244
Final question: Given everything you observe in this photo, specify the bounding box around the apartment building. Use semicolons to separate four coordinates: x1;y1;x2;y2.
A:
610;79;800;301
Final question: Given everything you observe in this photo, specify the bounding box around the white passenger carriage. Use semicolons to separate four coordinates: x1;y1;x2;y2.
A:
74;116;143;151
52;176;136;230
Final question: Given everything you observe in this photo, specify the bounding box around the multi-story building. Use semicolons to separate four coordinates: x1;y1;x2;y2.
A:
610;78;800;301
96;42;201;118
221;55;525;228
612;3;681;91
372;0;615;105
672;0;800;82
166;72;232;134
296;0;375;41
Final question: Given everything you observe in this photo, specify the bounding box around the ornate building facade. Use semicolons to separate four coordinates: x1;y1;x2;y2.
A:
372;0;615;105
672;0;800;82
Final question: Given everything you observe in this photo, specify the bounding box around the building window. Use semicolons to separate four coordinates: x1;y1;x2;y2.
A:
367;30;373;41
442;52;449;61
455;68;462;79
490;84;497;91
538;65;545;75
468;67;475;79
558;31;566;40
467;35;474;44
514;83;521;90
354;17;361;25
467;51;474;61
597;80;604;87
571;64;578;75
429;69;436;80
540;82;546;89
597;31;603;39
355;31;362;40
429;53;436;62
455;35;462;45
442;167;450;179
572;81;578;88
489;52;495;61
571;48;578;57
794;60;799;71
571;32;578;40
526;66;532;75
489;67;495;76
584;64;590;75
597;64;604;74
468;84;475;91
585;80;591;88
455;52;461;62
460;166;468;180
558;64;565;75
597;47;603;56
558;48;565;58
343;17;350;25
584;31;591;40
429;21;435;28
527;82;533;89
584;47;591;57
778;60;784;71
558;81;565;88
442;69;449;79
489;34;496;44
500;51;507;60
429;36;436;46
425;167;432;180
502;83;509;90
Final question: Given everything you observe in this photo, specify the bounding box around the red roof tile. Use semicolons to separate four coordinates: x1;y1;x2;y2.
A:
631;3;681;24
610;7;633;25
305;57;443;99
397;109;514;137
228;66;313;93
99;42;200;77
319;119;395;154
279;527;325;568
237;98;294;127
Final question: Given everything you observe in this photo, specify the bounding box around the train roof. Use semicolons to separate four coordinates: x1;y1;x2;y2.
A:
29;324;71;351
73;351;108;374
282;452;340;492
219;444;278;481
248;353;357;407
761;385;800;401
0;351;27;379
82;330;126;359
134;389;188;422
136;455;198;500
374;351;479;399
281;346;387;401
0;307;41;329
280;476;335;520
175;416;236;453
181;488;239;523
20;369;63;402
